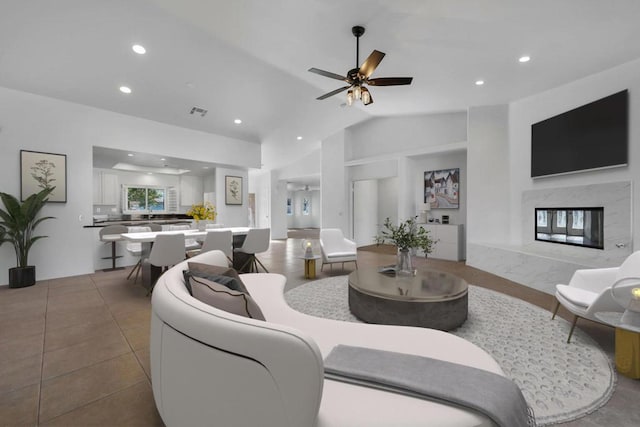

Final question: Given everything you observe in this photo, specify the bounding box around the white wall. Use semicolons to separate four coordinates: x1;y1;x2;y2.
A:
0;86;259;284
466;105;510;244
346;113;467;161
344;111;468;238
508;58;640;249
353;180;379;246
377;177;398;230
321;131;349;233
466;58;640;291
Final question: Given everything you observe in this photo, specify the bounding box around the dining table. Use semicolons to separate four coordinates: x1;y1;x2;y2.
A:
121;227;251;289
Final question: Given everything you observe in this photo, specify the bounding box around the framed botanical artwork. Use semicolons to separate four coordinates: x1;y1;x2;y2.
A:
20;150;67;203
225;175;243;205
424;168;459;209
303;197;311;215
286;197;292;215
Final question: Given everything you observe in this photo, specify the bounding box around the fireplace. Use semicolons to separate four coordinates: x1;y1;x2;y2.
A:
535;207;604;249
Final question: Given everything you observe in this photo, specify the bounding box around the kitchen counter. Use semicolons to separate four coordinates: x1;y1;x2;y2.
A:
85;214;193;228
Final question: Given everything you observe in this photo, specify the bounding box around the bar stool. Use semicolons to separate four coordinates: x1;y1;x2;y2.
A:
125;225;151;283
99;225;128;271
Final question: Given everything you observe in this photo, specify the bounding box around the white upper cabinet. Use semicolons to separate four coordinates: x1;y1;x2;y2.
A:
93;171;118;205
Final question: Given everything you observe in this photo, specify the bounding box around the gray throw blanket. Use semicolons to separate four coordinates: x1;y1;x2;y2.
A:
324;345;535;427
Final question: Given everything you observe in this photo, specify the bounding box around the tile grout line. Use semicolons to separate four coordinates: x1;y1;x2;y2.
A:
92;268;152;380
36;280;50;426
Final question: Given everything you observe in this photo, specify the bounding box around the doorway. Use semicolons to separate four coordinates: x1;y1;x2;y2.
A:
352;177;398;247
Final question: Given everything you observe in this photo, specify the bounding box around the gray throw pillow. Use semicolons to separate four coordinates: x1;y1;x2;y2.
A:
190;276;266;321
187;262;248;293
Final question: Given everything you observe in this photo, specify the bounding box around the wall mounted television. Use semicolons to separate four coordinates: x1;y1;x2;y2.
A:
531;90;628;178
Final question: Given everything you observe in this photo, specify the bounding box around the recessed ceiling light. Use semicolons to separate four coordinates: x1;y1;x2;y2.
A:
160;158;166;161
119;86;132;94
147;172;153;175
475;80;484;86
132;44;146;55
297;136;303;140
234;119;242;124
519;56;530;63
127;153;134;157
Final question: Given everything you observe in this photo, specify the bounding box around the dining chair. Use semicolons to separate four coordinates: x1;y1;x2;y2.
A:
146;233;186;294
234;228;270;273
167;224;201;251
98;225;128;271
125;225;151;283
201;230;234;263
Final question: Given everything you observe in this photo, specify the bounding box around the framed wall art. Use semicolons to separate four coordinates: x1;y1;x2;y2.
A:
225;175;243;205
20;150;67;203
424;168;459;209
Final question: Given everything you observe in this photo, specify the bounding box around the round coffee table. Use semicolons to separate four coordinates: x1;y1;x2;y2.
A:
348;268;468;331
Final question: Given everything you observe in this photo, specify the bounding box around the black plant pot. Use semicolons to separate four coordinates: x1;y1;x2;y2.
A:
8;266;36;288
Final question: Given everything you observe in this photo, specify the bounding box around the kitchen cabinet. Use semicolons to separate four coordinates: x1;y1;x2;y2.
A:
417;223;465;261
93;171;119;205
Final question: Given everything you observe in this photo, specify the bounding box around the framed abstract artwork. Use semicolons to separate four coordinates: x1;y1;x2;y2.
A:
225;175;243;205
20;150;67;203
424;168;459;209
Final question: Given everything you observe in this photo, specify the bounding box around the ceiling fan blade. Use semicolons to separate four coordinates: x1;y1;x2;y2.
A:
308;68;349;82
359;50;385;78
317;86;350;100
367;77;413;86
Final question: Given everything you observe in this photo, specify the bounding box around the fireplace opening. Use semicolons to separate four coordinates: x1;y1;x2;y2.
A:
535;207;604;249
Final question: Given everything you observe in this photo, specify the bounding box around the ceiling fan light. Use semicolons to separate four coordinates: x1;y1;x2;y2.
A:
361;87;371;105
354;85;362;100
346;90;354;106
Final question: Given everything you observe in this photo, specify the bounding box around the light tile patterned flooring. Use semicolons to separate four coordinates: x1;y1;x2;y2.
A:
0;236;638;426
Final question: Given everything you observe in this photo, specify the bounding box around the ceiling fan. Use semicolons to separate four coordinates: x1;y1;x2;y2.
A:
309;25;413;106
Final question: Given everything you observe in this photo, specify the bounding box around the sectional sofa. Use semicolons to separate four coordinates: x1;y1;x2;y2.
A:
150;250;505;426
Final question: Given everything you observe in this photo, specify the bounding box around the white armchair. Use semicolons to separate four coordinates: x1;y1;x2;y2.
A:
319;228;358;271
552;251;640;343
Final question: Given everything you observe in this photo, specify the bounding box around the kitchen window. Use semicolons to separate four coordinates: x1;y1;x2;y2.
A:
122;185;167;213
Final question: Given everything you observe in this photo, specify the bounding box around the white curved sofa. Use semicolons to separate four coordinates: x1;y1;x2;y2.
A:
151;250;504;427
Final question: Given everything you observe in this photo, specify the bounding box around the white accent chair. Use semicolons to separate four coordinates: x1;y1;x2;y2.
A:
125;225;151;283
167;224;201;251
319;228;358;271
234;228;270;273
552;251;640;342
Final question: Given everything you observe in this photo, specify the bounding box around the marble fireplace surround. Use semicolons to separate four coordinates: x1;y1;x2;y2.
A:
468;181;632;294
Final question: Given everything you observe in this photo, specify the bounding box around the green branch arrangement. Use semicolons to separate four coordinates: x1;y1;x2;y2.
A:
375;216;436;255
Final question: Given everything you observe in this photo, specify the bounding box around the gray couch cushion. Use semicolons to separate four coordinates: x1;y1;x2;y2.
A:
190;275;265;321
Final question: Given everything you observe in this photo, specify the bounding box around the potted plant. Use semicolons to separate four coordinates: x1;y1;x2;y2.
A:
375;216;435;276
0;187;55;287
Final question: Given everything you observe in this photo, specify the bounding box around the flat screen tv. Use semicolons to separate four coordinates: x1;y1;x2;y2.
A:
531;90;628;178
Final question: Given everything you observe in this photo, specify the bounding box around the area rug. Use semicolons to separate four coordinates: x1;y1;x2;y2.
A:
284;276;616;426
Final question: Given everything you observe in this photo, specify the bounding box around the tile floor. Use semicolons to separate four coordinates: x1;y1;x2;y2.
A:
0;237;638;426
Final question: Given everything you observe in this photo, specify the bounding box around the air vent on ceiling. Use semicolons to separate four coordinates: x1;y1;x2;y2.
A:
189;106;208;117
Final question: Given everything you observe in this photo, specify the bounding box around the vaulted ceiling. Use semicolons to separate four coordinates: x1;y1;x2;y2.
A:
2;0;640;150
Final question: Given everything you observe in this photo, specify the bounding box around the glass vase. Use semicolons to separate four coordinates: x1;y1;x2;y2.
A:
396;249;415;277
